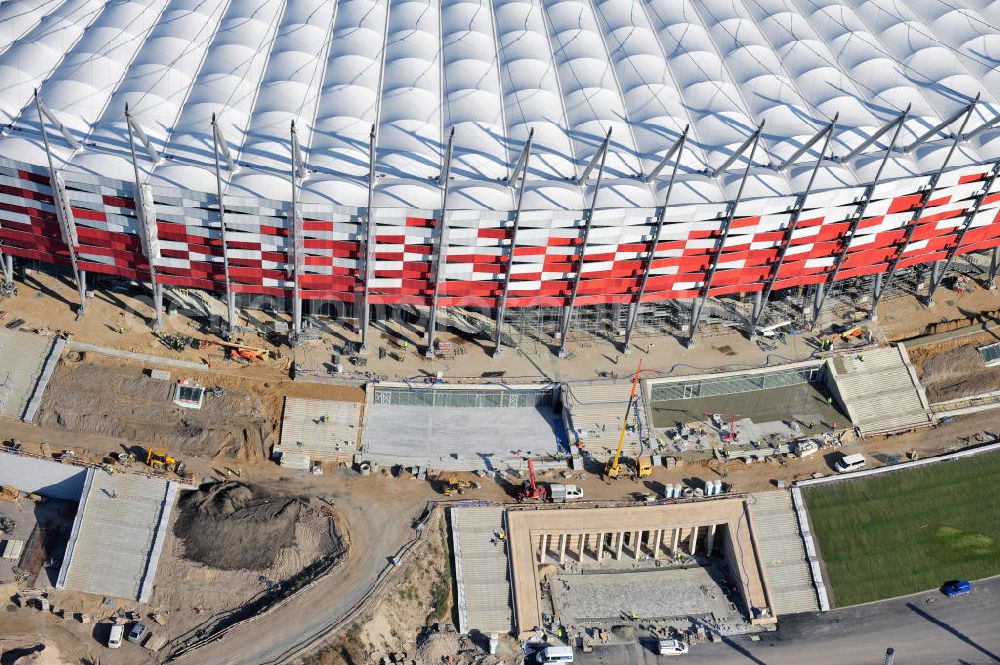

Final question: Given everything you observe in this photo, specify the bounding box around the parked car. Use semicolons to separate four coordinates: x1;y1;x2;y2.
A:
534;645;574;663
834;453;866;473
549;484;584;502
657;638;689;655
127;621;148;644
942;580;972;597
107;624;124;649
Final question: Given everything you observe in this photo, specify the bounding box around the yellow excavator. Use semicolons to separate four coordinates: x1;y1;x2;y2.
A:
605;360;649;480
145;447;176;472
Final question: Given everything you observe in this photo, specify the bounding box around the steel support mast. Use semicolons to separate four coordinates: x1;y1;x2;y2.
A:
425;128;455;358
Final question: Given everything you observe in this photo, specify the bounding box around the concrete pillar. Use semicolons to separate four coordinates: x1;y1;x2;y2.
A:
706;524;717;555
653;529;663;560
578;533;586;562
629;531;638;558
671;528;680;553
152;282;164;331
539;533;548;563
2;254;12;283
616;531;624;560
227;290;237;331
559;534;567;563
689;526;699;555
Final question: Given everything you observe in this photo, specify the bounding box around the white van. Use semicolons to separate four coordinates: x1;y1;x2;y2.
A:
549;484;584;502
835;453;866;473
108;624;124;648
535;645;574;663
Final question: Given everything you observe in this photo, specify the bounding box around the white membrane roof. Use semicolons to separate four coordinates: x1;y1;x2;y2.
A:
0;0;998;209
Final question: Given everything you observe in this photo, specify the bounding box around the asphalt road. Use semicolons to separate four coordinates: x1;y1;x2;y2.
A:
577;577;1000;665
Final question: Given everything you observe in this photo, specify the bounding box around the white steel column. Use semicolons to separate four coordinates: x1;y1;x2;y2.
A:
360;125;376;353
288;122;304;340
210;114;237;332
35;91;86;317
425;128;455;358
125;104;163;331
558;129;611;357
493;129;533;356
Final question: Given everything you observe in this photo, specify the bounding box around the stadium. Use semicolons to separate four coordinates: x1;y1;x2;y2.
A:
1;0;1000;352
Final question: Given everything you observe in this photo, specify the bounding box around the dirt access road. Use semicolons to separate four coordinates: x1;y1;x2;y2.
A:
167;471;430;665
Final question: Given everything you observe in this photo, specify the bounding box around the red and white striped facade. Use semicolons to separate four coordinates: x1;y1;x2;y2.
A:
2;156;999;310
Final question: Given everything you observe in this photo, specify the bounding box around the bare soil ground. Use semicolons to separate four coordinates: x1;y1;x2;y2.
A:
31;353;363;462
907;331;1000;402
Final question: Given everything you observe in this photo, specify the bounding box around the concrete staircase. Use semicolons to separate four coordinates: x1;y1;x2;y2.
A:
563;381;649;460
828;346;932;435
450;506;513;634
750;491;820;615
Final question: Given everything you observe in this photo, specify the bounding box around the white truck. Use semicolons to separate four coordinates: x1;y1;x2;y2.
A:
549;484;584;502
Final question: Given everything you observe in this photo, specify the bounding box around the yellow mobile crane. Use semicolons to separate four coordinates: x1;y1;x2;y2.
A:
605;360;643;480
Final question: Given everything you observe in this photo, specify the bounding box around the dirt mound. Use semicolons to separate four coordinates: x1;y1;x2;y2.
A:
172;482;332;571
35;361;274;460
918;342;1000;402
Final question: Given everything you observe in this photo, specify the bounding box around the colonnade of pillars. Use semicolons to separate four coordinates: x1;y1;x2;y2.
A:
536;524;718;564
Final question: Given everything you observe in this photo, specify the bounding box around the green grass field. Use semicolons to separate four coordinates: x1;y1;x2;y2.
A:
802;451;1000;607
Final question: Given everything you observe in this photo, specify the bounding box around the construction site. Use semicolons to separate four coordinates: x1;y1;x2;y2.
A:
0;251;999;665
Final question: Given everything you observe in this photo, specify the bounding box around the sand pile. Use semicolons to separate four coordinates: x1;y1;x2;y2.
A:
172;482;338;571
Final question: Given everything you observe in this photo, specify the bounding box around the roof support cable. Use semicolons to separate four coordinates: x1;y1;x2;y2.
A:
559;128;611;357
624;127;688;351
493;128;534;357
125;102;162;331
777;115;837;172
926;160;1000;302
210;112;236;332
871;98;978;320
288;120;303;340
813;107;910;326
360;124;377;354
425;127;455;358
837;106;910;163
688;122;764;347
710;125;762;177
643;125;689;184
749;114;837;337
35;89;86;317
903;93;980;154
576;129;612;185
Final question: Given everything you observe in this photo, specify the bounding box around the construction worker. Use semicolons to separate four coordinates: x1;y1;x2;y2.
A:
116;326;125;335
826;396;833;406
857;354;865;362
646;342;654;354
808;419;817;429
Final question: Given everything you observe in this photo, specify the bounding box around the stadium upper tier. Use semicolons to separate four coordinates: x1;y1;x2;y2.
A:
1;0;1000;316
2;0;1000;208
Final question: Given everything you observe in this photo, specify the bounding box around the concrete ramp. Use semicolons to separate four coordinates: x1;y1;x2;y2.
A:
750;491;820;615
0;328;57;421
57;470;176;602
827;346;932;435
450;506;513;635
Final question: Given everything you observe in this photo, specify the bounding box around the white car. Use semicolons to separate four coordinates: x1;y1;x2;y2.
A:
657;638;689;655
107;624;124;649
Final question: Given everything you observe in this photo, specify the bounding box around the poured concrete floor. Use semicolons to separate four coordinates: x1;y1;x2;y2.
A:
362;404;567;462
550;563;740;624
650;382;848;434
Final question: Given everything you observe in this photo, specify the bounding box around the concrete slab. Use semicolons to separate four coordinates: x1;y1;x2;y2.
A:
274;398;361;462
551;565;739;623
363;404;565;463
650;382;846;435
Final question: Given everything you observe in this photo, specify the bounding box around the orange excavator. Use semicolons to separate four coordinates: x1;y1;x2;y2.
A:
517;458;547;502
191;337;271;362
